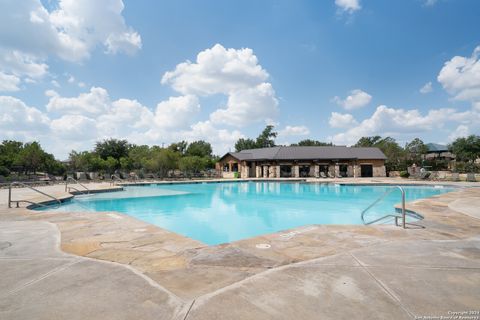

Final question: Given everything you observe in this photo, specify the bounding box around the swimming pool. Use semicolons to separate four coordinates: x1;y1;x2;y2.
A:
40;182;454;245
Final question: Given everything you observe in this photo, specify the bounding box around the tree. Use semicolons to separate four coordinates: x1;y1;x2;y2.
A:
69;151;90;171
233;125;278;152
291;139;333;147
148;148;179;177
0;140;66;177
43;153;66;176
128;145;151;170
186;141;212;158
178;156;207;177
69;151;107;172
376;138;405;171
354;136;405;171
0;140;23;170
405;138;428;163
168;141;188;155
256;125;277;148
235;138;257;152
354;136;383;147
104;157;118;174
18;142;45;175
88;155;106;172
449;135;480;171
119;157;133;171
94;139;130;160
0;165;9;177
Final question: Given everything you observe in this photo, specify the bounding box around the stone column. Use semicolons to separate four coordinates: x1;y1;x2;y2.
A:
328;165;334;177
374;165;386;177
314;165;320;178
353;164;359;178
334;164;340;177
347;165;354;177
241;164;249;178
309;165;315;177
263;166;269;178
293;165;299;178
256;165;262;178
269;166;275;178
276;165;281;178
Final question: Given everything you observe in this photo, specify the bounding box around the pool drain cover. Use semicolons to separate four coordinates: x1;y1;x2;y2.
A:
255;243;271;249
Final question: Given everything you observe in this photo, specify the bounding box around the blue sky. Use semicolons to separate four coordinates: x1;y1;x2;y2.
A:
1;0;479;159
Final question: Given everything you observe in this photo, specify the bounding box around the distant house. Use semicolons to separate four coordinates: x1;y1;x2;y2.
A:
216;146;387;178
425;143;455;161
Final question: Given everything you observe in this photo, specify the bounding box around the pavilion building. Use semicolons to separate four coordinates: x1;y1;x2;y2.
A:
216;146;387;178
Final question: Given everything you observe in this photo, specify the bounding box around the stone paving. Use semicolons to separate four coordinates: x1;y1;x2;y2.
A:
0;221;186;320
0;179;479;319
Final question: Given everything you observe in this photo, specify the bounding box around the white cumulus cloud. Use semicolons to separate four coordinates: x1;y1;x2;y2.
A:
49;0;142;59
0;95;50;135
423;0;438;7
46;87;111;116
51;114;98;140
328;112;358;128
162;44;278;127
335;0;361;14
420;81;433;94
153;95;200;130
0;0;141;88
278;125;310;137
333;89;372;110
0;72;20;92
97;98;153;138
210;83;278;127
437;46;480;104
448;124;469;141
435;45;480;137
162;44;269;95
1;85;243;157
0;50;49;79
329;105;479;145
0;44;279;158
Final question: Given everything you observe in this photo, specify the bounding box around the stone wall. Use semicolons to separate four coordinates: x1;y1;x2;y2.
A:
217;154;239;174
222;172;236;178
358;159;387;177
373;165;386;177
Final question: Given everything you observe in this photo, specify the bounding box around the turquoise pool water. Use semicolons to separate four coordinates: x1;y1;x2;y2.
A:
40;182;454;245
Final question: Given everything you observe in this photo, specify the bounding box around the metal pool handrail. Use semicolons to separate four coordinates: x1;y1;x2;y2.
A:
8;181;61;208
361;186;406;228
65;177;90;194
110;174;121;186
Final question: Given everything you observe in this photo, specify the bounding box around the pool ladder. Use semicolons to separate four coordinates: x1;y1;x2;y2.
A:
65;177;90;194
110;174;122;186
360;186;424;229
8;182;61;209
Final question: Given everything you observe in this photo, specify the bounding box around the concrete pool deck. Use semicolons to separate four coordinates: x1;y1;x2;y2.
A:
0;179;479;319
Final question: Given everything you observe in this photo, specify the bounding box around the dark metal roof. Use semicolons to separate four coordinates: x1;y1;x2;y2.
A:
222;146;387;161
426;143;448;152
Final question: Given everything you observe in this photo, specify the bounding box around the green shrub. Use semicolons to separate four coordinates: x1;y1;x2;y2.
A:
0;166;10;177
399;171;410;178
